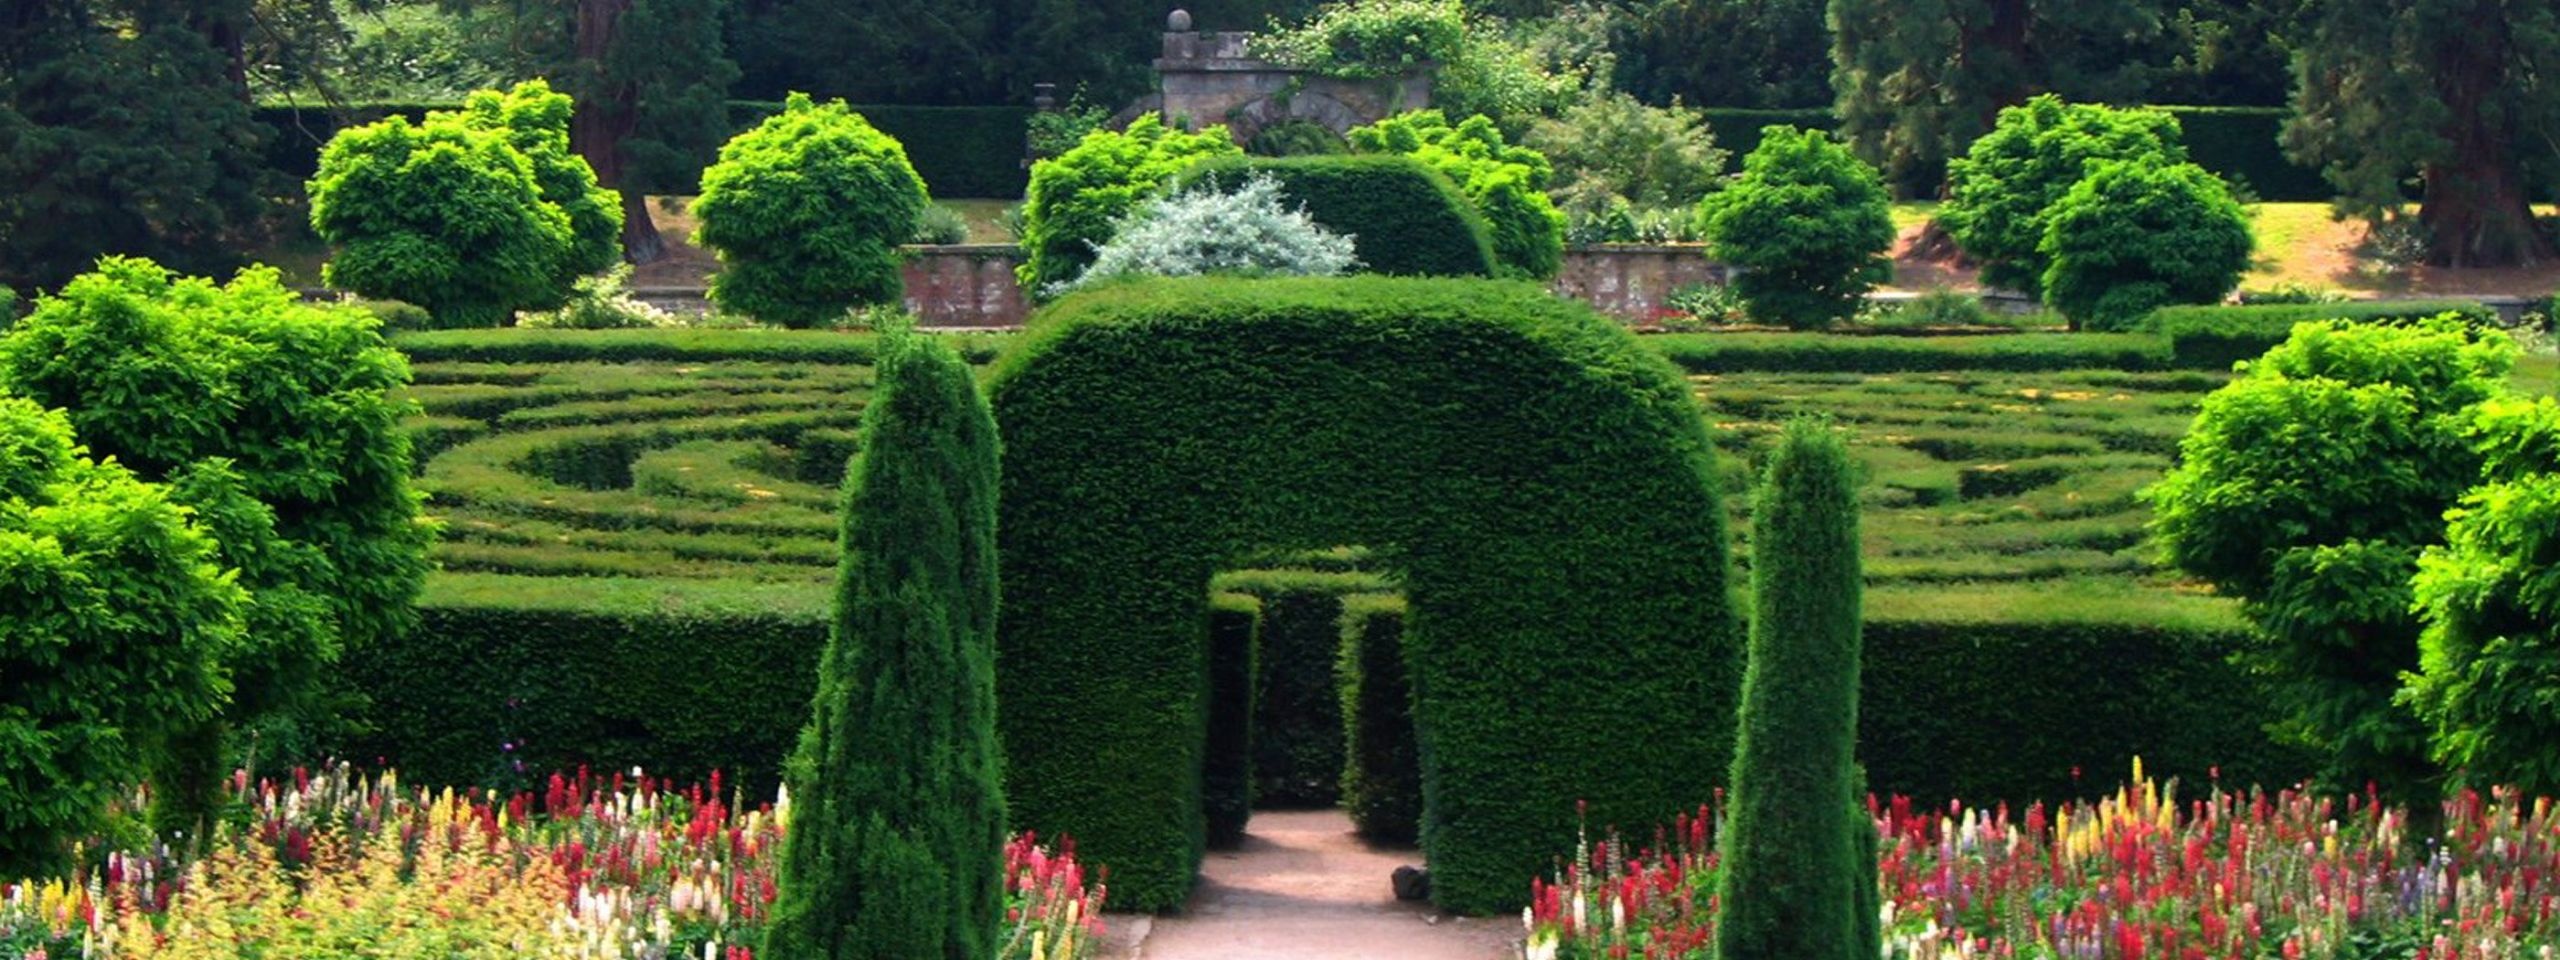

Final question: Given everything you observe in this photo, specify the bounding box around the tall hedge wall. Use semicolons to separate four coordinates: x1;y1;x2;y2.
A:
1175;155;1499;279
989;276;1739;913
258;100;1032;200
1203;593;1262;849
1212;569;1397;809
1338;594;1421;844
349;574;829;795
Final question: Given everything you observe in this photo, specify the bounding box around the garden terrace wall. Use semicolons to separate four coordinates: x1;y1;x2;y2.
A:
1554;244;1730;321
900;244;1033;328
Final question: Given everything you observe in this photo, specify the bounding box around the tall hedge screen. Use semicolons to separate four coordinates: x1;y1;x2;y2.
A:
988;276;1739;913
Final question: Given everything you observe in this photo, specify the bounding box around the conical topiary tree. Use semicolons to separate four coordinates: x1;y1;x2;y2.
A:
764;327;1005;960
1717;419;1877;960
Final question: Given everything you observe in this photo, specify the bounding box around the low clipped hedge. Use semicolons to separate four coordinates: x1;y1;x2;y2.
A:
349;574;831;795
1650;332;2177;373
991;276;1738;913
1174;155;1499;278
2145;300;2494;370
393;329;1006;366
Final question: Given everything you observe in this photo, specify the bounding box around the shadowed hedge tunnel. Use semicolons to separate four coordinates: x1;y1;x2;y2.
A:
988;276;1740;913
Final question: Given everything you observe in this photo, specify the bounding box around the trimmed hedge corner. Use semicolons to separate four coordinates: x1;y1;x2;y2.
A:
1203;593;1263;849
1176;155;1499;279
990;276;1739;913
1338;594;1421;844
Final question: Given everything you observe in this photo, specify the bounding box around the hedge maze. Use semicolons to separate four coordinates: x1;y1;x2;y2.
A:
376;302;2389;915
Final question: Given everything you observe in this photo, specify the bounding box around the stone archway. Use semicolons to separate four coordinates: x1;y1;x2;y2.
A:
988;276;1740;914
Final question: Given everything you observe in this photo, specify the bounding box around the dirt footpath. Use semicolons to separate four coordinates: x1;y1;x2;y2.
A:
1096;808;1522;960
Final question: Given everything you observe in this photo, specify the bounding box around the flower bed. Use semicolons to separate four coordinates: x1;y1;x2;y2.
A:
1528;762;2560;959
0;766;1105;960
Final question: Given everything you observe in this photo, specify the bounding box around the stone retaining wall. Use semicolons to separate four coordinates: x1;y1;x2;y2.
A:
1551;244;1729;321
899;244;1033;328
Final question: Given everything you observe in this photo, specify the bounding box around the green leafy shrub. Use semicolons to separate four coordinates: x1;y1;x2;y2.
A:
2039;159;2254;330
1255;0;1465;78
694;93;930;328
1247;120;1350;157
2407;397;2560;795
307;101;575;328
990;276;1738;913
0;258;434;817
1024;93;1109;160
1718;420;1873;960
1060;175;1359;294
765;330;1004;960
1649;332;2174;373
1175;155;1496;278
2144;300;2495;369
0;396;244;879
1347;111;1565;279
727;102;1034;199
1016;113;1240;295
1697;127;1895;329
1526;90;1728;215
519;264;682;329
1941;98;2188;297
2147;317;2517;813
451;81;624;301
909;204;971;245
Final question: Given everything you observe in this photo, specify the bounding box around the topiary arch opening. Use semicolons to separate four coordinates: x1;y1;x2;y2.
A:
989;277;1739;914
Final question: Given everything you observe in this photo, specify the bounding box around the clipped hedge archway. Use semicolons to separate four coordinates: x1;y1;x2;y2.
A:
989;277;1739;913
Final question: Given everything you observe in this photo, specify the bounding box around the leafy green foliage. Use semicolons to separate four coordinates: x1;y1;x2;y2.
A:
1526;90;1728;218
0;258;433;811
693;94;930;328
308;96;577;328
1347;111;1565;279
1615;0;1833;111
1175;155;1495;278
1016;113;1241;295
1941;97;2189;297
2039;159;2253;330
1254;0;1466;78
2285;0;2560;267
1246;119;1350;157
2407;397;2560;795
2143;300;2498;370
1698;127;1895;329
1718;420;1871;960
2147;317;2517;808
0;2;270;293
1061;175;1358;294
765;331;1004;960
0;396;243;879
450;80;624;296
990;276;1738;912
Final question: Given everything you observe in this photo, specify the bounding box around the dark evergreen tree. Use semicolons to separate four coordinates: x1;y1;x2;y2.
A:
764;327;1005;960
1716;419;1874;960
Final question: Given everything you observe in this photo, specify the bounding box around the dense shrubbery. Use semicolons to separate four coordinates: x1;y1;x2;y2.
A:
0;397;242;879
1175;155;1494;278
1061;175;1358;293
1348;111;1566;279
1697;127;1895;329
1941;98;2188;298
0;258;431;826
1526;91;1728;234
307;86;591;328
2142;299;2495;369
450;81;624;300
991;276;1737;913
2039;158;2254;330
693;94;930;328
1017;114;1241;295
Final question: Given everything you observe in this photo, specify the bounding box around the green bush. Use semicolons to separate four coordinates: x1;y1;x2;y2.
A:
1175;156;1496;278
0;258;433;817
1346;111;1566;279
1247;120;1350;157
451;81;624;301
989;276;1738;913
1016;113;1240;294
2409;397;2560;795
2145;300;2496;369
1718;419;1870;960
2039;159;2254;330
730;102;1032;199
765;330;1004;960
1204;594;1264;849
1697;127;1896;329
1941;97;2188;298
0;397;244;879
1062;175;1360;293
1338;595;1421;844
1645;332;2176;373
349;574;829;794
1526;90;1728;214
694;94;930;328
2147;318;2517;812
307;100;576;328
1694;109;1839;171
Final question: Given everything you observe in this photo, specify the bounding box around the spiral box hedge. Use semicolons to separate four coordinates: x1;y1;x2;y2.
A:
988;276;1739;913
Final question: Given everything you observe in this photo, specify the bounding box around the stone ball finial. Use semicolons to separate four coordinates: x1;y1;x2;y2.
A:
1167;8;1193;31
